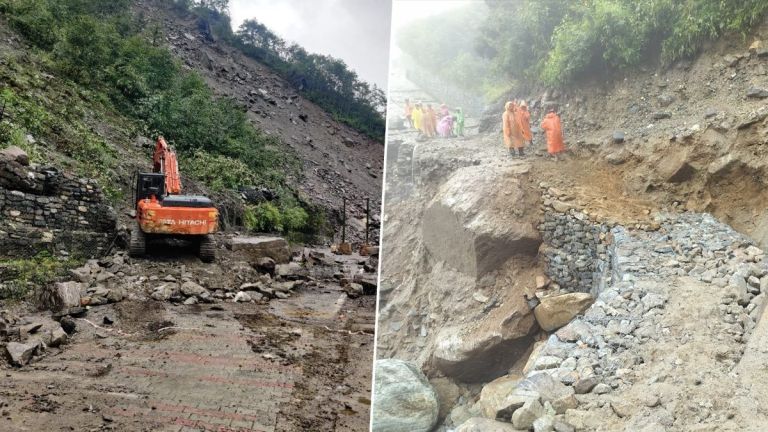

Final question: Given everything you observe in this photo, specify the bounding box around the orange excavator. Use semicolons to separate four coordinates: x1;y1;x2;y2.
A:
129;137;219;262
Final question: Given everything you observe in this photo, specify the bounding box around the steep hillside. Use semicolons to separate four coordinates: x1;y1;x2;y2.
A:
140;1;384;241
0;0;383;245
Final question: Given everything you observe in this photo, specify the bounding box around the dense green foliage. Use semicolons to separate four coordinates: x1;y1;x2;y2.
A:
401;0;768;90
486;0;768;85
168;0;386;142
0;0;319;234
243;202;309;234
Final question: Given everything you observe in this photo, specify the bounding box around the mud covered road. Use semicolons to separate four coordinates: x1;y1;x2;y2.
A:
0;244;376;432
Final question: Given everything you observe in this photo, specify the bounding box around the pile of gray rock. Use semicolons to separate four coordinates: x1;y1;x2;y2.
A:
1;310;71;367
442;211;765;431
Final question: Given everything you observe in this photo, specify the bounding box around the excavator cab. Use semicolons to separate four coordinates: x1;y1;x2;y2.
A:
135;173;166;205
129;137;219;263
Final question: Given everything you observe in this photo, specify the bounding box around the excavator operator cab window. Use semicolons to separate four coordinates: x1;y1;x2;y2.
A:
135;172;166;206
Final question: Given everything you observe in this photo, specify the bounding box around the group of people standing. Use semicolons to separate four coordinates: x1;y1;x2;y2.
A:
502;100;565;159
404;99;465;138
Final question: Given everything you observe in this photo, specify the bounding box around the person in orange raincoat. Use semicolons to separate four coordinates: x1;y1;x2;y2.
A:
425;104;438;138
404;98;413;129
540;108;565;159
502;101;525;157
517;101;532;146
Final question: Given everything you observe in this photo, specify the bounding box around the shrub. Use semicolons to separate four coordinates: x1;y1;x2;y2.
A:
182;151;257;192
54;15;121;84
0;252;79;301
243;202;283;233
282;205;309;232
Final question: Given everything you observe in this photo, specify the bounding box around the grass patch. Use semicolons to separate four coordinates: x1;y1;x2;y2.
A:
0;252;80;301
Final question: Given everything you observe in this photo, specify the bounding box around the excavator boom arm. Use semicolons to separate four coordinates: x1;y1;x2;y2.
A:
153;136;182;195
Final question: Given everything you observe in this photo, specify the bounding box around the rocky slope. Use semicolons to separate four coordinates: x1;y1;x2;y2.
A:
140;1;384;242
374;19;768;432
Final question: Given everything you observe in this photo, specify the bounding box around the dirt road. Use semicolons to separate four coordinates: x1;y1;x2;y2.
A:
1;245;375;432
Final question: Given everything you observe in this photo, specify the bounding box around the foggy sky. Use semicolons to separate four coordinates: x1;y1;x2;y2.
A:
229;0;392;90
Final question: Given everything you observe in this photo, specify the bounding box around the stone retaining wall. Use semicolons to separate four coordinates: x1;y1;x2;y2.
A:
538;201;612;296
0;148;117;258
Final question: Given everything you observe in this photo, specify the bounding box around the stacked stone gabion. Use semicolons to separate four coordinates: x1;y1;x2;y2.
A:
469;212;766;431
0;148;117;258
538;209;612;295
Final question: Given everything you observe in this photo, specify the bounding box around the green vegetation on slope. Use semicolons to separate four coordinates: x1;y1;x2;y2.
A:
400;0;768;91
0;252;80;301
167;0;387;142
0;0;320;236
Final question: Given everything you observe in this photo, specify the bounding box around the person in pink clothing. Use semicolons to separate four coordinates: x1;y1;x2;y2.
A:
437;114;454;137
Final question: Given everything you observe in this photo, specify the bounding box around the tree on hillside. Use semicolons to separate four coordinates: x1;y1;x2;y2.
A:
402;0;768;90
194;0;229;15
172;0;385;141
237;19;284;52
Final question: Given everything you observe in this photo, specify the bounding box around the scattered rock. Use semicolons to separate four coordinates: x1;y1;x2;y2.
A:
422;164;541;278
345;283;364;298
371;359;439;432
234;291;252;303
180;281;207;297
478;374;523;419
573;376;599;394
48;327;68;348
254;257;276;275
150;283;177;301
657;94;675;107
746;87;768;99
534;293;594;331
59;316;77;334
5;342;37;366
511;397;545;430
533;414;556;432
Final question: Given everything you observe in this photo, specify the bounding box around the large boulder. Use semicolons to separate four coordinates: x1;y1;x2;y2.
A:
456;417;525;432
227;236;290;264
422;164;541;279
40;282;83;311
372;359;439;432
534;293;594;331
432;316;536;383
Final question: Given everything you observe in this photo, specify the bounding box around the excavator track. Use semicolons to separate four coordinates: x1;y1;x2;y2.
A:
198;234;215;263
129;223;146;257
